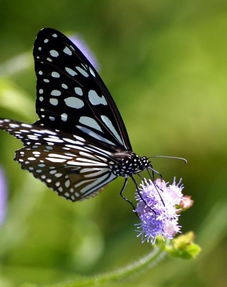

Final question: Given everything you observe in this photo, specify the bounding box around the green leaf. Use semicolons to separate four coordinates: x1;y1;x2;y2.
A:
165;232;201;259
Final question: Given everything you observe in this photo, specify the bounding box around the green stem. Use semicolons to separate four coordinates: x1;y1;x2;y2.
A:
43;247;166;287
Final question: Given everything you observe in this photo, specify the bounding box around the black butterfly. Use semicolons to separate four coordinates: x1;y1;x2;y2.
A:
0;28;152;202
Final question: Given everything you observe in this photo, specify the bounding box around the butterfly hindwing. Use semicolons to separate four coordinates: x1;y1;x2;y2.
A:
34;28;132;152
15;146;116;201
0;118;117;201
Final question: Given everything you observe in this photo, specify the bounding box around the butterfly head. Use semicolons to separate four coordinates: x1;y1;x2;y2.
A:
111;152;150;178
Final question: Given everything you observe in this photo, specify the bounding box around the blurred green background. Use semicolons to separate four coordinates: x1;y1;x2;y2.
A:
0;0;227;286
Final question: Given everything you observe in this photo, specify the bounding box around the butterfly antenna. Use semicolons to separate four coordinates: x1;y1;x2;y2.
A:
149;155;188;164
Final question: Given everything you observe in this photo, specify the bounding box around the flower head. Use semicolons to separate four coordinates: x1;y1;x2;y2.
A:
135;178;188;243
179;195;194;211
0;167;7;226
70;35;99;71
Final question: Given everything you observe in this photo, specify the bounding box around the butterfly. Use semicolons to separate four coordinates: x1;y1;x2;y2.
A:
0;28;152;202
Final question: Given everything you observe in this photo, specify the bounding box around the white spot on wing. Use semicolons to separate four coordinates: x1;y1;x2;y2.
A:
66;161;107;167
63;47;72;55
50;170;57;175
101;115;123;145
88;90;107;105
76;157;98;164
80;173;112;194
61;113;68;122
22;124;32;128
48;153;72;159
80;168;101;173
50;50;59;57
78;151;96;160
51;90;61;96
62;83;68;89
55;173;63;178
62;138;82;145
84;169;107;178
89;67;96;77
76;66;89;77
43;137;63;143
79;116;102;132
74;87;83;96
28;135;39;140
76;125;115;146
74;180;92;189
50;98;58;106
85;145;112;156
46;158;66;163
73;135;85;142
65;179;70;188
31;129;56;135
64;97;84;109
65;67;77;76
9;123;19;128
51;72;60;78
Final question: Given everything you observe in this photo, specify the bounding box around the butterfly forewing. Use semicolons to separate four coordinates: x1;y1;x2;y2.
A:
34;28;132;152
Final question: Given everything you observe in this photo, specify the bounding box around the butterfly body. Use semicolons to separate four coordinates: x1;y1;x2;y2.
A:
110;152;150;178
0;28;152;202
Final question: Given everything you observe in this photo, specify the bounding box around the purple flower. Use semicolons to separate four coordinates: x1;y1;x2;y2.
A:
70;35;99;71
0;167;7;226
135;178;186;243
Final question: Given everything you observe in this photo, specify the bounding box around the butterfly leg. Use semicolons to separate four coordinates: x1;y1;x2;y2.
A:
147;166;163;180
120;178;136;211
147;169;165;207
131;176;148;206
147;168;154;180
131;175;157;215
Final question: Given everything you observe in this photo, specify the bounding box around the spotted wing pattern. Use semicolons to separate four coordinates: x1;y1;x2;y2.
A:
0;119;116;201
34;28;132;152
